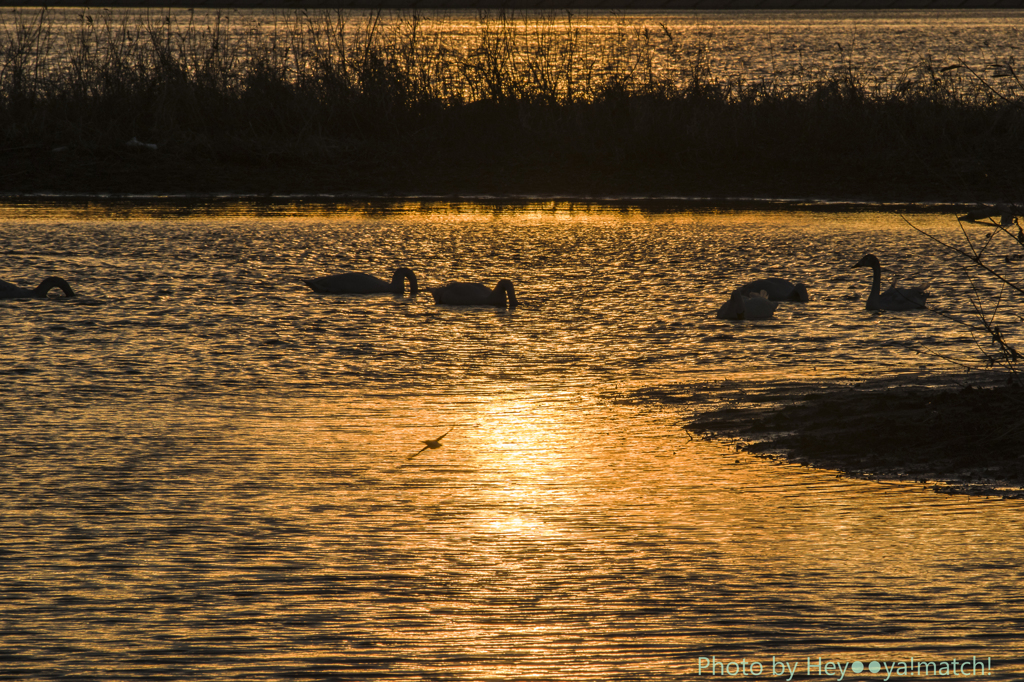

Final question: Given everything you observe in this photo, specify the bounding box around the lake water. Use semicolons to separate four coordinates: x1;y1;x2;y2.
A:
4;7;1023;92
2;198;1023;680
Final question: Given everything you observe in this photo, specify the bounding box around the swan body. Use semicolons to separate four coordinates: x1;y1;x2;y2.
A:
0;276;76;299
853;254;929;311
429;279;519;307
304;267;418;295
738;277;809;302
716;289;779;320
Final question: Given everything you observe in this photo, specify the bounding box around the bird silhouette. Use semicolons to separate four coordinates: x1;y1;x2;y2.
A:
853;254;929;311
427;280;518;307
304;268;418;295
407;427;454;460
1;276;76;299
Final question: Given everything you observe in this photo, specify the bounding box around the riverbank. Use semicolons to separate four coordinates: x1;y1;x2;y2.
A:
668;375;1024;499
3;118;1019;203
3;9;1023;202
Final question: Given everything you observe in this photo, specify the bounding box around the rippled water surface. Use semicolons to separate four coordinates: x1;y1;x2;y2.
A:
2;200;1023;680
4;8;1023;88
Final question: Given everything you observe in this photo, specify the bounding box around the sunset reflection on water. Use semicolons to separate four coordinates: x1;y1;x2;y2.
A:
2;199;1023;680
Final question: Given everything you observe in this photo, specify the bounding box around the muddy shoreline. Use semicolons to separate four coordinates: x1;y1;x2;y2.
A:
648;374;1024;499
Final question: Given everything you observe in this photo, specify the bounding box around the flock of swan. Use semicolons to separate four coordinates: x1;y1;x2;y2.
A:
714;253;929;319
2;253;928;314
303;269;520;307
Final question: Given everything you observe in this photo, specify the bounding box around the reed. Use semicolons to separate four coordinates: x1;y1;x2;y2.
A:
2;8;1022;198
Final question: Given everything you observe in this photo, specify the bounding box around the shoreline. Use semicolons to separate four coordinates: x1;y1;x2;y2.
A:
3;155;1017;207
644;374;1024;499
0;187;1004;212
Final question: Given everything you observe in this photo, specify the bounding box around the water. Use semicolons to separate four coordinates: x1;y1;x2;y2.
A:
2;199;1023;680
4;7;1023;90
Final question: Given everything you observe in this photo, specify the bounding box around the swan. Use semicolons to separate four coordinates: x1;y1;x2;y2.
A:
0;276;76;299
304;267;418;295
853;254;929;311
738;277;809;302
428;279;519;307
716;289;779;320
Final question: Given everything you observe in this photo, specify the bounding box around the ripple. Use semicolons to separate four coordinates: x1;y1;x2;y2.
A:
1;200;1022;680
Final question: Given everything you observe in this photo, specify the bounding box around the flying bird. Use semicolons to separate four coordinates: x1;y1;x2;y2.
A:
407;427;454;460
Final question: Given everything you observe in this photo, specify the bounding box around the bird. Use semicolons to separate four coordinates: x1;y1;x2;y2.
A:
304;267;418;295
407;427;454;460
0;276;76;299
716;289;779;320
853;254;929;311
738;277;809;302
428;279;519;307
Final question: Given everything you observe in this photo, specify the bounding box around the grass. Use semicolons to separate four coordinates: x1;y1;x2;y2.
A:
2;8;1024;199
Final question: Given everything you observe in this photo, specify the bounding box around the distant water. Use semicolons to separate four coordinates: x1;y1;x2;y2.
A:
2;199;1023;680
3;7;1023;89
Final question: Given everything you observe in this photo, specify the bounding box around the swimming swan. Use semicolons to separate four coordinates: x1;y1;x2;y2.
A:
738;277;809;302
429;279;519;307
0;276;76;299
304;267;418;295
716;289;779;320
853;254;929;311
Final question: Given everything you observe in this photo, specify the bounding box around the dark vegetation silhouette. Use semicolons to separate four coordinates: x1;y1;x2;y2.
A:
2;8;1023;199
904;209;1024;384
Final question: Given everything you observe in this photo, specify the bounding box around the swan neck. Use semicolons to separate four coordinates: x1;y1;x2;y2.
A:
35;277;75;298
394;268;418;294
498;280;518;307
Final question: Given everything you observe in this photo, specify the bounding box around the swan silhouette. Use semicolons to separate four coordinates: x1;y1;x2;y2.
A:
0;276;76;299
716;289;779;320
738;277;809;302
853;254;929;311
304;268;418;295
429;279;519;307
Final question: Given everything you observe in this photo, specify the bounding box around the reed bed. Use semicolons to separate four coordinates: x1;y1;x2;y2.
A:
2;8;1022;198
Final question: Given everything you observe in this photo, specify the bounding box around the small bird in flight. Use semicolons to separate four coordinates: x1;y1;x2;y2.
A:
407;427;454;460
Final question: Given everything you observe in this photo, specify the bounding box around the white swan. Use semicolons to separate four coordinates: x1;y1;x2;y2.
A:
428;279;519;307
738;277;809;302
0;276;76;299
304;267;418;295
716;289;779;320
853;254;929;311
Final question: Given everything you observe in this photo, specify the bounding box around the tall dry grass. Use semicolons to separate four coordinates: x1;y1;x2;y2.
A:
2;8;1022;196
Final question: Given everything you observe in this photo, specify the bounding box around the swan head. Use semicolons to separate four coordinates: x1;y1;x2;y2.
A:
853;254;881;271
36;276;76;298
792;283;810;302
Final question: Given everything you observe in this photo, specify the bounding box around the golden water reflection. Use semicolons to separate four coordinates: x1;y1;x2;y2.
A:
2;199;1023;679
